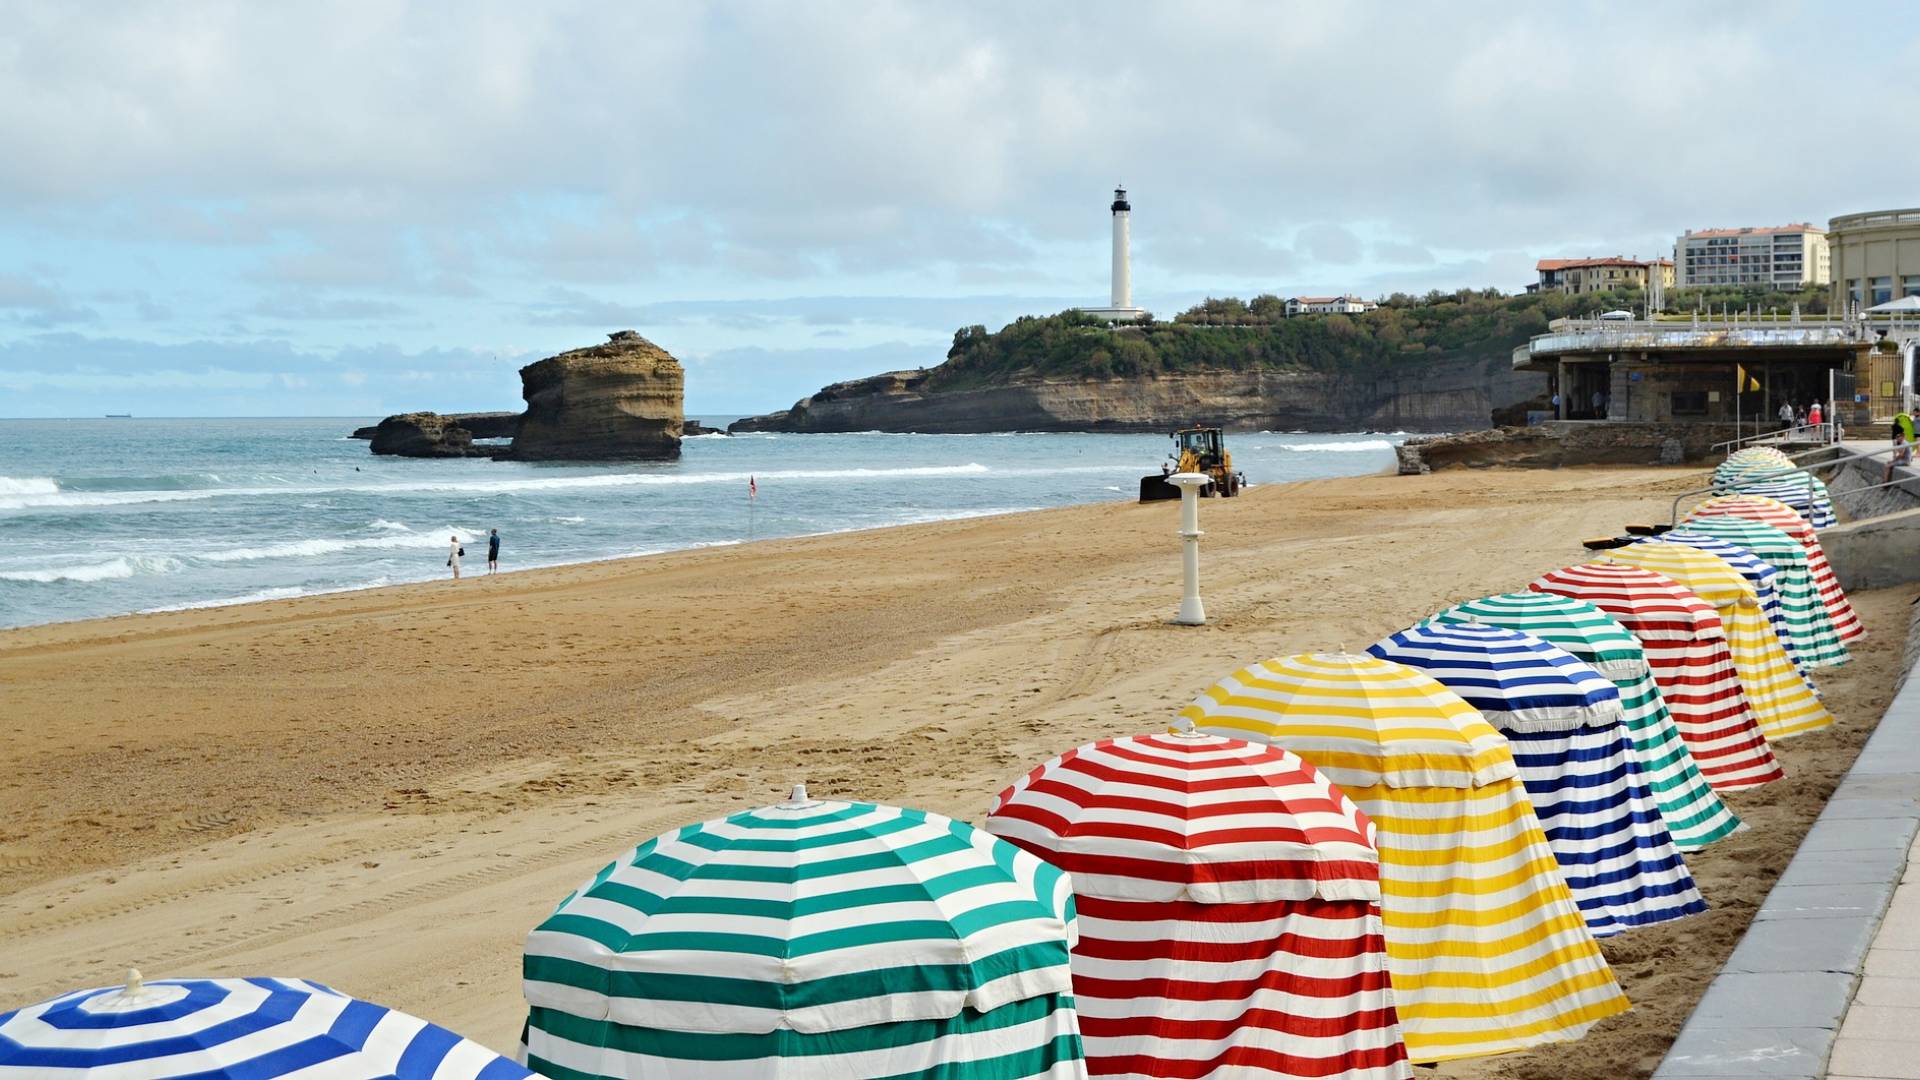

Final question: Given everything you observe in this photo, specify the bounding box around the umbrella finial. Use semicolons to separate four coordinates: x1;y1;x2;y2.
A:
782;783;811;807
125;969;144;997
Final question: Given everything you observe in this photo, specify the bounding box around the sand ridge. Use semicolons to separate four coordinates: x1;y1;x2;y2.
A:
0;466;1906;1080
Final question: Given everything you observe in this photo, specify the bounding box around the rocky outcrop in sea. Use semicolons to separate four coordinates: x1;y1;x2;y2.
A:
508;331;684;461
355;331;684;460
367;412;493;457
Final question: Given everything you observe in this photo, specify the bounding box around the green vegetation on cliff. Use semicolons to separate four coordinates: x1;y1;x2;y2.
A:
932;288;1607;390
928;283;1835;391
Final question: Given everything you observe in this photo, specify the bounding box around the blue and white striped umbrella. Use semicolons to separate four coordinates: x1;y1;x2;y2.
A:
1369;622;1705;936
1638;532;1801;666
0;972;531;1078
1365;621;1622;732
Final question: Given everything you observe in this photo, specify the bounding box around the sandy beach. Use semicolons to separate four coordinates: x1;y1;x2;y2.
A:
0;466;1908;1080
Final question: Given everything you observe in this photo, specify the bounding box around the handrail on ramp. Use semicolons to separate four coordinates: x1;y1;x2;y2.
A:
1668;443;1901;525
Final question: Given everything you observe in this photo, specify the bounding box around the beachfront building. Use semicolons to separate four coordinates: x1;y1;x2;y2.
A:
1516;320;1865;425
1529;257;1675;296
1828;208;1920;312
1284;295;1379;316
1075;186;1148;324
1674;224;1830;289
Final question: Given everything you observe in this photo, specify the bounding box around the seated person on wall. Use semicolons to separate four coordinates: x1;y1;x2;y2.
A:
1885;411;1914;483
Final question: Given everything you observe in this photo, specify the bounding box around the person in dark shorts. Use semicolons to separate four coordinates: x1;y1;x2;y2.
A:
487;528;501;575
1887;413;1915;482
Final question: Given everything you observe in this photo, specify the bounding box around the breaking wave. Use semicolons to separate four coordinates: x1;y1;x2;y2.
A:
198;529;476;563
0;555;181;583
0;476;60;496
1272;439;1394;453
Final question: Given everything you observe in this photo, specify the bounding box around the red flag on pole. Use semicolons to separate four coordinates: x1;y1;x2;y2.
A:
749;475;757;498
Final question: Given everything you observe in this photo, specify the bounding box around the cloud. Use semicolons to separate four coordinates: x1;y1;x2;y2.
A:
249;295;412;321
0;273;98;327
1295;224;1363;266
1;2;1914;417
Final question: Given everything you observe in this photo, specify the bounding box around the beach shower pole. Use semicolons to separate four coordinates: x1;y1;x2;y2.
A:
1167;472;1211;625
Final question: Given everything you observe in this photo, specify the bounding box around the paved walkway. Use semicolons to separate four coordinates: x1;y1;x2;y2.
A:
1655;645;1920;1079
1828;834;1920;1078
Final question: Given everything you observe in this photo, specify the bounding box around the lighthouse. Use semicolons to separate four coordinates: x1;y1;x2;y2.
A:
1076;185;1147;323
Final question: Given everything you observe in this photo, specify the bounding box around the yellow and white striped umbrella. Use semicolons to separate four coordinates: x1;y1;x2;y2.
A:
1600;542;1831;740
1179;653;1627;1064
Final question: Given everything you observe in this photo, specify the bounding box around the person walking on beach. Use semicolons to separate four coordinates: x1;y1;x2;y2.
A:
1809;400;1824;436
447;535;463;580
487;528;501;575
1778;400;1794;430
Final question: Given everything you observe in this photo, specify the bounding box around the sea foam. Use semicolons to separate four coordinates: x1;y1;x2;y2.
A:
1272;439;1394;453
198;529;476;563
0;476;60;496
0;555;180;583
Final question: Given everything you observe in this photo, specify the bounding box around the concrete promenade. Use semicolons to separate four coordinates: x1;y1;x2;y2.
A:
1827;832;1920;1078
1654;646;1920;1078
1655;442;1920;1078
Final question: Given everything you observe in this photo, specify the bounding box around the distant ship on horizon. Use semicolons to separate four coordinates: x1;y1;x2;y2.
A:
104;413;132;418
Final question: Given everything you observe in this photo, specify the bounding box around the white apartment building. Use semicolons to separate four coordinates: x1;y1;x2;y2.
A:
1285;295;1378;317
1673;224;1831;289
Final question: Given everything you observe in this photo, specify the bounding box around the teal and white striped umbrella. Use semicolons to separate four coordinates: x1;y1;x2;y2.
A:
1431;593;1741;849
1712;470;1837;527
1674;515;1848;667
522;786;1087;1079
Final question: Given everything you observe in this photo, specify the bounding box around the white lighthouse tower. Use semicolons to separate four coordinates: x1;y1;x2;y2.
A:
1077;185;1147;323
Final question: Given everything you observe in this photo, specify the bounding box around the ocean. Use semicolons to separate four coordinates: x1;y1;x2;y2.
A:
0;418;1407;629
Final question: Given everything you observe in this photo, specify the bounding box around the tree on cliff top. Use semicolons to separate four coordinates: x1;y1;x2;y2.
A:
927;288;1638;390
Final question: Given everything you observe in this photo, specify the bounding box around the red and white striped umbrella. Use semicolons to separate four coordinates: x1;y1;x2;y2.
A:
1531;563;1783;791
1686;494;1864;642
988;731;1411;1080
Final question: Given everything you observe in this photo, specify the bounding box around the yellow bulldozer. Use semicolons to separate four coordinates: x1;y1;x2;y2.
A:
1139;427;1243;501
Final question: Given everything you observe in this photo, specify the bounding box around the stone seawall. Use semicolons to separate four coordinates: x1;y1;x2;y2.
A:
1399;421;1748;472
1815;450;1920;592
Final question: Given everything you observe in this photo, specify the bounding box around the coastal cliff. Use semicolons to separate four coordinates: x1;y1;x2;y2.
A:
728;292;1585;435
508;330;684;460
731;353;1542;434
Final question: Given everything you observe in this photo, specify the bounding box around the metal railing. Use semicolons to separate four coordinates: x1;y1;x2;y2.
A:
1711;424;1833;455
1668;441;1910;524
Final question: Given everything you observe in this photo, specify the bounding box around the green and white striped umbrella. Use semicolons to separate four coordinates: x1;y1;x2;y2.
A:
1674;515;1849;668
522;785;1087;1079
1431;593;1741;849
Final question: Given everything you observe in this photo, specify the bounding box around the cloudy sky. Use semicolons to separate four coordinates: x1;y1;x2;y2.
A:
2;1;1915;417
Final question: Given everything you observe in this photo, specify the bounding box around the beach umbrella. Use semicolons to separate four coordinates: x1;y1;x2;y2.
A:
1179;653;1628;1064
986;731;1412;1080
1687;494;1864;642
521;788;1087;1080
1601;541;1832;741
1715;471;1838;528
1531;563;1783;790
1674;515;1848;667
1637;531;1800;664
0;972;532;1078
1366;622;1705;936
1431;592;1740;850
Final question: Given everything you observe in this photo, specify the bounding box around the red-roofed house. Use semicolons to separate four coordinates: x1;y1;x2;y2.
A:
1284;295;1379;316
1529;257;1675;296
